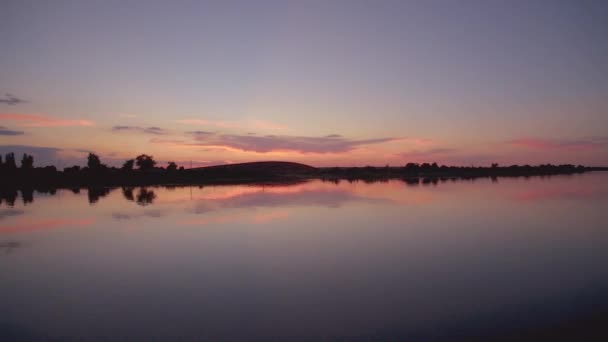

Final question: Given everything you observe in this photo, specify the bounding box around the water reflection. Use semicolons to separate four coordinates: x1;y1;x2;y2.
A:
0;240;21;255
87;187;112;204
2;173;605;208
0;173;607;340
135;187;156;206
0;209;24;220
0;174;608;212
122;186;135;201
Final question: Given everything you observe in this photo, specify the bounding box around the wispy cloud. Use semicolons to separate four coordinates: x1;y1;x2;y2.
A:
176;118;289;131
398;148;458;160
251;120;289;131
175;119;239;128
508;137;608;150
0;94;26;106
0;126;24;136
112;125;167;135
0;113;94;127
185;130;214;136
186;132;396;153
119;113;138;118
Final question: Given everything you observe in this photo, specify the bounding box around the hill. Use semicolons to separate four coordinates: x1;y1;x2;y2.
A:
186;161;318;182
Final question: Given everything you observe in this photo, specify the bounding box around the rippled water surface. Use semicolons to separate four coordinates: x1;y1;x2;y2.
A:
1;173;608;340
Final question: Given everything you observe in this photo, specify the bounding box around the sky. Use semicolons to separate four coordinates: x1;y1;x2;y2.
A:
1;0;607;168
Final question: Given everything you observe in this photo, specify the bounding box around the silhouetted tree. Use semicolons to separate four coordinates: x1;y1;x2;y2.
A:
166;161;177;171
21;153;34;169
491;163;499;168
4;153;17;170
122;159;135;171
64;165;81;174
135;154;156;170
87;153;103;169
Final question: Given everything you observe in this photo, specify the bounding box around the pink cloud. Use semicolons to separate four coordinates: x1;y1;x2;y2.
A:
0;113;95;127
176;118;289;132
175;119;239;128
251;120;289;131
186;132;396;154
508;137;608;150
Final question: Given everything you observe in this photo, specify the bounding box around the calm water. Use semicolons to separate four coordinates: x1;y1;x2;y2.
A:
1;173;608;341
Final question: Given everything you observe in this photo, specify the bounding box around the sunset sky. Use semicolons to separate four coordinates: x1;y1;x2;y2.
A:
1;0;607;168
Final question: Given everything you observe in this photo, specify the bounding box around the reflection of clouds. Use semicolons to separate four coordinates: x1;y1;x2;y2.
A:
111;210;164;220
509;187;608;203
0;219;93;234
0;240;22;255
180;209;290;226
0;209;24;220
190;188;387;214
251;210;290;223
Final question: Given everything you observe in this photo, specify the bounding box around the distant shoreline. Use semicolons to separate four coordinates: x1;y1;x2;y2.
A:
1;160;607;190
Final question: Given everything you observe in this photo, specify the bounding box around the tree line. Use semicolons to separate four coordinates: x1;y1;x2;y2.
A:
0;151;605;189
0;152;181;173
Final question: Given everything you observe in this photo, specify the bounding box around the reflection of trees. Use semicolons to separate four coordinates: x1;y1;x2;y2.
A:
20;188;33;204
0;189;18;206
136;187;156;206
87;187;111;204
125;186;156;205
404;178;419;186
122;187;135;201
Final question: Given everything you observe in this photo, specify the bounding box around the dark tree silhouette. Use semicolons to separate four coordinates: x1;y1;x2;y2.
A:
135;154;156;170
167;161;178;171
122;159;135;171
64;165;81;174
4;153;17;170
21;153;34;169
87;153;103;170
